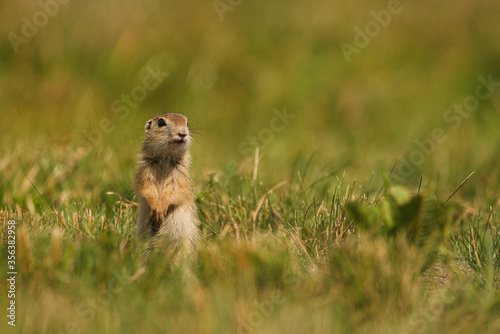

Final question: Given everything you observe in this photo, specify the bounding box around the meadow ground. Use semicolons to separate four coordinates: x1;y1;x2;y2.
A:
1;0;500;333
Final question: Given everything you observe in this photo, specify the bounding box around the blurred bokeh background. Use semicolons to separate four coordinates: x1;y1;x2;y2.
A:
1;0;499;212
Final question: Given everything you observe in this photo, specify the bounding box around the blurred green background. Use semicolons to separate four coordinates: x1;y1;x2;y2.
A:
1;2;500;334
1;0;499;211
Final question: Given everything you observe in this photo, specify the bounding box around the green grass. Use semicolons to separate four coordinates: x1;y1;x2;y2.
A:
1;0;500;333
1;173;499;334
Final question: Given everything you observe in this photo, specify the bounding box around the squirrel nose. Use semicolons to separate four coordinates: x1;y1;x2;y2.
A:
178;128;188;138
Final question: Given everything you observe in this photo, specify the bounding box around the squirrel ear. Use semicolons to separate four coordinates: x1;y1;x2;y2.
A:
145;120;153;133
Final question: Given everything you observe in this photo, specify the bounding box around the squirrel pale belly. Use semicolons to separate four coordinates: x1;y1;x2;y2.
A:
135;113;199;256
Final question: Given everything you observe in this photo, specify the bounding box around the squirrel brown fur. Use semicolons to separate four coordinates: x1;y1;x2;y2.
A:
135;113;199;260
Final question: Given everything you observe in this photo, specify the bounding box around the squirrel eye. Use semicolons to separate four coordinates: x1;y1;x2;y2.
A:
157;118;167;127
187;121;189;127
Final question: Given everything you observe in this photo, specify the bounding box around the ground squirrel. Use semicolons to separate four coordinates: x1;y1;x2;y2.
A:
135;113;199;260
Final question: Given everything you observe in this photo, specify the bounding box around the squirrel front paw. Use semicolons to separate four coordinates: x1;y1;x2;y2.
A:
151;208;168;222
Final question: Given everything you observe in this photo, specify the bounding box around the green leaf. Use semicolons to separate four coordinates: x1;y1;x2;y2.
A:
380;199;395;230
398;195;423;230
401;196;449;272
346;201;374;229
388;185;412;206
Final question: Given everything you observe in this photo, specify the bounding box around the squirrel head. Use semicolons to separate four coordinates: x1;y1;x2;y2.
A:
143;113;192;158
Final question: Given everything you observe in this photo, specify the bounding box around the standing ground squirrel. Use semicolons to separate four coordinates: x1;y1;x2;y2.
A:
135;113;199;260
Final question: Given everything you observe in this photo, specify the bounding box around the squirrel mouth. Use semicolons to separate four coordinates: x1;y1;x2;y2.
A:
172;138;187;144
